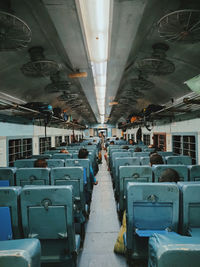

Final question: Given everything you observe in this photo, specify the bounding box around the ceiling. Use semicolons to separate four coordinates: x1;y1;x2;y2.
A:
0;0;200;126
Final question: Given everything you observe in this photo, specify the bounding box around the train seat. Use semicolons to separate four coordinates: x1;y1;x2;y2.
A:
188;165;200;181
14;159;36;168
0;187;22;239
152;164;188;182
20;185;79;265
44;150;60;154
180;183;200;236
16;168;50;186
31;154;52;159
0;238;41;267
165;156;192;165
149;233;200;267
46;159;65;168
140;157;150;165
157;151;174;156
52;153;72;159
111;151;132;176
125;183;179;261
118;166;152;215
114;157;140;190
132;152;150;157
0;167;16;186
72;153;79;159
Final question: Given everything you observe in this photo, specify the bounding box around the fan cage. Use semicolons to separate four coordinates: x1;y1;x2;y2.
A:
45;81;72;93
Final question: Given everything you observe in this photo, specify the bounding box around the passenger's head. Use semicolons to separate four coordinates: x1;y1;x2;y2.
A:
159;168;180;183
34;158;47;168
120;137;124;140
150;152;164;166
49;147;57;150
110;141;114;145
122;145;129;150
60;149;69;154
134;147;142;152
88;142;92;145
60;142;67;146
78;148;89;159
129;139;134;145
116;137;119;140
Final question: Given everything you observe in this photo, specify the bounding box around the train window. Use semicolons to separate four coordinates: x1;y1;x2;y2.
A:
39;137;51;154
55;136;62;147
8;138;32;166
153;133;166;151
173;135;196;164
143;134;150;146
64;136;70;144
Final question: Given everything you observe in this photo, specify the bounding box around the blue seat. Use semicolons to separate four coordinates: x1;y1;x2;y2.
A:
111;152;132;177
114;157;140;190
46;159;65;167
16;168;50;186
0;187;21;239
118;166;152;215
165;156;192;165
0;167;16;186
52;153;72;159
153;164;188;182
31;154;52;159
44;150;60;154
14;159;36;168
132;152;150;157
0;239;41;267
180;183;200;236
158;151;174;156
21;185;80;265
149;233;200;267
72;153;79;159
126;182;179;260
188;165;200;181
140;157;150;165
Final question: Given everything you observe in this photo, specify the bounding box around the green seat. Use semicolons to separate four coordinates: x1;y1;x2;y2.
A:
132;152;150;157
32;154;52;159
118;166;152;215
52;153;72;159
0;168;16;186
0;186;22;238
16;168;50;186
46;159;65;167
126;182;179;261
21;185;79;265
149;233;200;267
188;165;200;181
140;157;150;165
165;156;192;165
0;239;41;267
14;159;36;168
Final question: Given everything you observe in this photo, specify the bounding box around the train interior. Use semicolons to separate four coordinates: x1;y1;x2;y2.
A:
0;0;200;266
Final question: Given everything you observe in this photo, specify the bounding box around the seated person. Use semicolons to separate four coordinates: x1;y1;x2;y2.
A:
60;149;69;154
34;158;47;168
150;152;164;166
49;147;57;150
128;139;135;145
134;147;142;152
159;168;180;183
78;148;98;185
60;142;67;146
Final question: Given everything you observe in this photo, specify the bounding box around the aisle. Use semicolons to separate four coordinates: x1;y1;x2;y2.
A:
78;152;128;267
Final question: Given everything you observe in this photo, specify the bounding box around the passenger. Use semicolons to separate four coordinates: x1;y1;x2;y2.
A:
116;137;119;140
149;152;164;166
105;140;114;162
60;149;69;154
78;148;98;185
128;139;135;145
49;147;57;150
88;142;92;145
134;147;142;152
60;142;67;146
159;168;180;183
34;158;47;168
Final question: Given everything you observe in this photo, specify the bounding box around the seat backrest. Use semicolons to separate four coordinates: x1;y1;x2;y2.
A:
153;164;188;182
158;151;174;156
0;168;16;186
46;159;65;167
132;152;150;157
72;153;79;159
21;185;76;253
0;238;41;267
14;159;36;168
16;168;50;186
166;156;192;165
52;153;72;159
149;233;200;267
51;167;84;209
126;183;179;248
0;187;21;239
118;166;153;212
181;183;200;235
188;165;200;181
31;154;52;159
112;152;132;168
140;157;150;165
44;150;60;154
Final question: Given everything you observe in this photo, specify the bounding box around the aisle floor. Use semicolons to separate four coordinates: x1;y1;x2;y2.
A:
78;153;128;267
